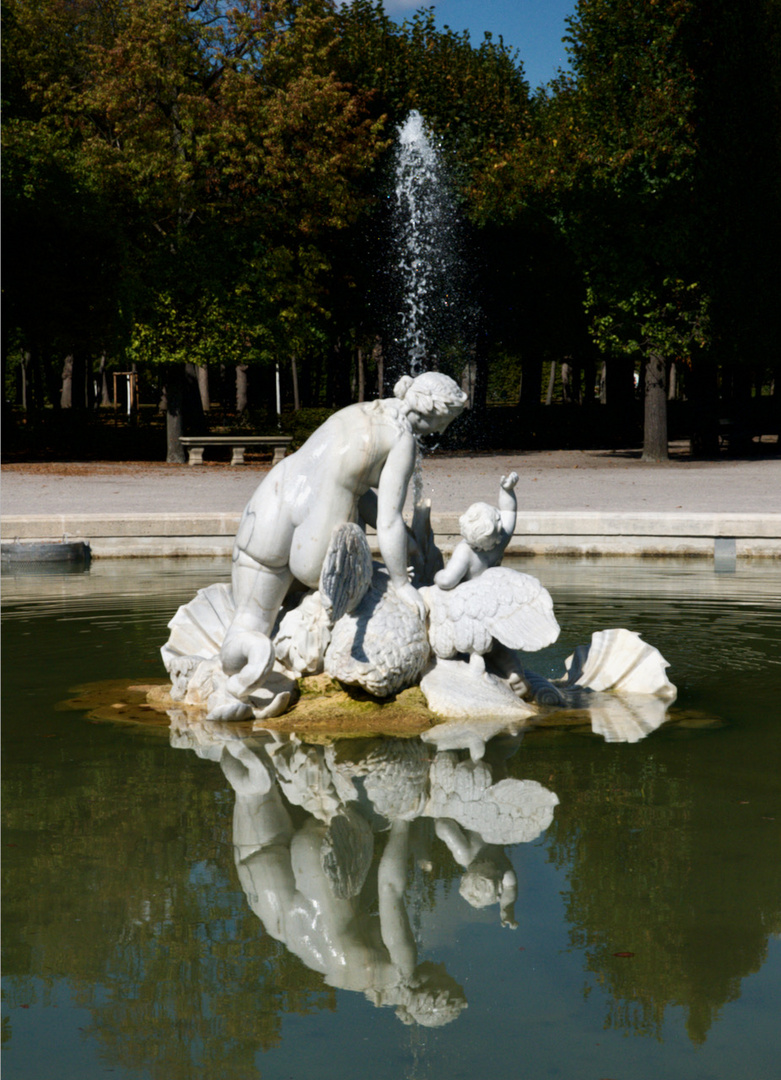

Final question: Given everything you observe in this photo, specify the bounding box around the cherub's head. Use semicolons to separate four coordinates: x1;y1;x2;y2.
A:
458;854;518;928
459;502;502;551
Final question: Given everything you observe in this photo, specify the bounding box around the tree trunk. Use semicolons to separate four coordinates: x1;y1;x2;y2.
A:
165;363;186;463
356;349;365;403
99;353;111;406
668;361;678;401
20;350;31;410
62;353;87;410
61;355;74;408
373;337;384;399
196;364;210;412
461;358;478;408
291;355;301;411
545;360;557;405
642;351;669;461
85;354;94;410
236;364;249;415
184;363;206;434
561;360;578;404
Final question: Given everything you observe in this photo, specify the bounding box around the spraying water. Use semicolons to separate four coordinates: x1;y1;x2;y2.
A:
389;111;467;382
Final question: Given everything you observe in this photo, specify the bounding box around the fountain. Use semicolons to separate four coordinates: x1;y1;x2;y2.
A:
386;111;470;385
159;370;676;756
2;111;779;1080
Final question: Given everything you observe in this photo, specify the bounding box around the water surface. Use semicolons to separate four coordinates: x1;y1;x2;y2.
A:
2;557;780;1080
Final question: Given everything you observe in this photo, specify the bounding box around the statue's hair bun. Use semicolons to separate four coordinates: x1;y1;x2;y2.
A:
393;375;415;400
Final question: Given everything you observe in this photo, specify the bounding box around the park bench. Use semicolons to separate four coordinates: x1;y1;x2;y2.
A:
179;435;293;466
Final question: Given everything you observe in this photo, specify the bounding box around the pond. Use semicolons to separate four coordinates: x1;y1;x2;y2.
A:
2;557;780;1080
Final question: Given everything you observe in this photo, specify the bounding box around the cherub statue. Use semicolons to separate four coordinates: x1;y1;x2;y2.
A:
433;472;519;589
420;471;560;674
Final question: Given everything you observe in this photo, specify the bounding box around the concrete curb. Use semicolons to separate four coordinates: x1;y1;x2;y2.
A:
3;511;780;558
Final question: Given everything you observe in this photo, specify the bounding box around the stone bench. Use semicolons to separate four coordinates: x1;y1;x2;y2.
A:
179;435;292;466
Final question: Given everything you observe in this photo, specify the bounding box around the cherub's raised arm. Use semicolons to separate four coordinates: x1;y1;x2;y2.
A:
498;472;519;536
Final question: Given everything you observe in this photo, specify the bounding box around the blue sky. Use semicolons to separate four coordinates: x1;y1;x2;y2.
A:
381;0;577;89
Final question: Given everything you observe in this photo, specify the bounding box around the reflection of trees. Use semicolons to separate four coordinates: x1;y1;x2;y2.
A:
1;739;334;1080
511;736;781;1044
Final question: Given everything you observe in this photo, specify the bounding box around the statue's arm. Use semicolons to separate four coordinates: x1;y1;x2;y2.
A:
378;821;416;978
433;542;472;589
498;472;519;541
376;435;414;575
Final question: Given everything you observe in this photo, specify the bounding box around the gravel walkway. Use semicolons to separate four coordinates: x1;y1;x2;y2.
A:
2;443;779;516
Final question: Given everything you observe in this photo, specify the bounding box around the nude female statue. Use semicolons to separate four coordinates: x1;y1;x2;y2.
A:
214;372;467;718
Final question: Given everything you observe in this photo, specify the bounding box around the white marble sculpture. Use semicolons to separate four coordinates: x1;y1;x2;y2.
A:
162;373;677;744
325;564;431;696
215;371;466;718
433;471;520;586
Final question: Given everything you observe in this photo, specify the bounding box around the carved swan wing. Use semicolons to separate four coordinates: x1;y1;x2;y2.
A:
422;568;560;658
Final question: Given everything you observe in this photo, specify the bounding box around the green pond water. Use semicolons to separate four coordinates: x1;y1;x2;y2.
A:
2;556;780;1080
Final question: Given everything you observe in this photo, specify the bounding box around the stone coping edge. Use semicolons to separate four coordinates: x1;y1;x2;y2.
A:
2;511;780;558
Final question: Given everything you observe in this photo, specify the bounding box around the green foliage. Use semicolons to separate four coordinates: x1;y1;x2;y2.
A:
278;405;337;447
2;0;388;379
586;277;709;364
486;350;522;404
3;0;777;441
335;2;531;209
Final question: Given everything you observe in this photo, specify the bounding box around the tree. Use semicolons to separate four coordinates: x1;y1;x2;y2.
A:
1;0;128;413
470;1;701;454
473;0;781;457
3;0;389;455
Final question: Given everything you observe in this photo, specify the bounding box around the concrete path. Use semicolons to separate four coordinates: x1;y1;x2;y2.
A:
3;444;780;558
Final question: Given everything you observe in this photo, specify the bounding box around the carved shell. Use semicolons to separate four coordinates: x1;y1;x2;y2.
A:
162;582;234;665
564;628;676;699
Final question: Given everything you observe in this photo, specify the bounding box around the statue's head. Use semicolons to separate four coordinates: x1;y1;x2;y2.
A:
393;372;467;435
458;853;518;928
459;501;502;551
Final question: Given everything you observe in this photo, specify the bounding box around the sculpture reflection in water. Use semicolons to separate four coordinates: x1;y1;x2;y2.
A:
162;369;677;749
171;715;558;1026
